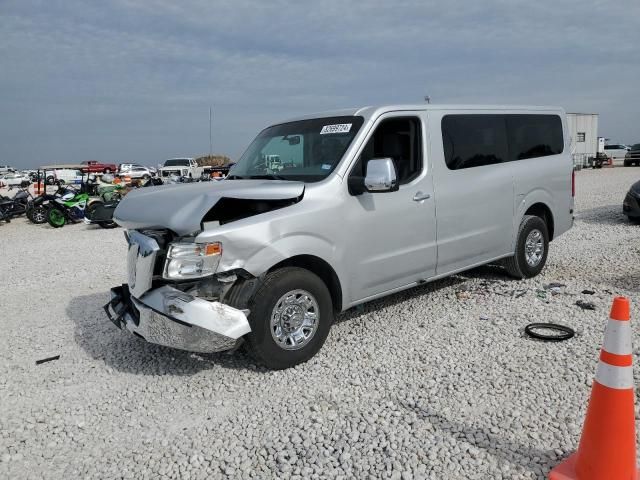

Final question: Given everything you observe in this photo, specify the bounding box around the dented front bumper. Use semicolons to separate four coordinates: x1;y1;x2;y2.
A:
104;284;251;353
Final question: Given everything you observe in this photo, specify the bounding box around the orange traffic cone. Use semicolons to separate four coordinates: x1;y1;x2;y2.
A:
549;296;638;480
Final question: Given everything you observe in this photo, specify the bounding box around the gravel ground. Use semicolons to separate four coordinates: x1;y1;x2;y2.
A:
1;167;639;479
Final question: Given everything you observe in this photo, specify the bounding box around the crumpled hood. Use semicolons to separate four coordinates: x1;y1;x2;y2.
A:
114;180;305;235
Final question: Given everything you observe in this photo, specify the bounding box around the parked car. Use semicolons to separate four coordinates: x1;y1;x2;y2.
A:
604;144;630;163
2;173;31;187
105;104;574;369
158;158;203;178
126;166;156;179
0;165;15;174
623;180;640;221
81;160;118;174
623;144;640;167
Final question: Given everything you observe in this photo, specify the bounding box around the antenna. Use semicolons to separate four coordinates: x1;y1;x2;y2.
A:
209;106;213;156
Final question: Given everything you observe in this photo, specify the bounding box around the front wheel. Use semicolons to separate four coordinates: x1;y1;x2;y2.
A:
47;208;66;228
29;206;48;224
502;215;549;279
245;267;333;369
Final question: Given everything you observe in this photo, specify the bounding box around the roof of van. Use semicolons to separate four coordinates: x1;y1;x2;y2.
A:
282;104;565;124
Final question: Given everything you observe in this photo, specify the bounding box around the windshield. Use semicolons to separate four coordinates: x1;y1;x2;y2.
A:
229;116;364;182
631;144;640;150
164;159;190;166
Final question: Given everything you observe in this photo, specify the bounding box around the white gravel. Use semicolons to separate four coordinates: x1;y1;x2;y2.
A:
1;167;639;479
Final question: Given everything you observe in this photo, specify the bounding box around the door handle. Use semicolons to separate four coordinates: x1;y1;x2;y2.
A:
413;191;431;202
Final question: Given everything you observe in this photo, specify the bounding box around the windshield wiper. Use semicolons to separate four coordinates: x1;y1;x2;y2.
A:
247;174;288;180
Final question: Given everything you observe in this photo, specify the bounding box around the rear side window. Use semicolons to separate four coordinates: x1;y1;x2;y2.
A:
442;113;564;170
442;115;508;170
507;115;564;160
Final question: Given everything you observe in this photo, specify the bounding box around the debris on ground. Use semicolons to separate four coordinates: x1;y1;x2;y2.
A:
455;290;471;300
35;355;60;365
576;300;596;311
582;289;596;295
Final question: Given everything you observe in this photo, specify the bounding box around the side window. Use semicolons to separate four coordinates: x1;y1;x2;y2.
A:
352;117;422;184
442;115;508;170
507;115;564;160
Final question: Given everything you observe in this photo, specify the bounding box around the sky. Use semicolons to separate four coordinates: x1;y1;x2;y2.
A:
1;0;639;169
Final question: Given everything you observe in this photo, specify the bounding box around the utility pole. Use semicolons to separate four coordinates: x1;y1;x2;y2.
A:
209;106;213;156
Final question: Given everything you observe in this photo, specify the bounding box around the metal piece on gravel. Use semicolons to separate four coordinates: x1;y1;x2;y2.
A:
35;355;60;365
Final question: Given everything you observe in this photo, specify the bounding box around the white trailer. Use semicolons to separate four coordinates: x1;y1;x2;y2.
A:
567;113;599;168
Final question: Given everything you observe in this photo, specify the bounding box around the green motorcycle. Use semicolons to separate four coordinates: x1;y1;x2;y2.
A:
46;191;91;228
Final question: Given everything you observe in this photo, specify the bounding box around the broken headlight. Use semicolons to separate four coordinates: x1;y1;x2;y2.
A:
163;241;222;280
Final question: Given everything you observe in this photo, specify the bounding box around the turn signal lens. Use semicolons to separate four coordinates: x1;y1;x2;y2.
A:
203;243;222;256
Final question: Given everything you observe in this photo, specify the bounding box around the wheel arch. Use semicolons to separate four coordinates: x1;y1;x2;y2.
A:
523;202;554;240
268;255;343;313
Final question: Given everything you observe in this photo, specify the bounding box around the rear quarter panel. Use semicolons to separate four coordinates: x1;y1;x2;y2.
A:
510;111;573;241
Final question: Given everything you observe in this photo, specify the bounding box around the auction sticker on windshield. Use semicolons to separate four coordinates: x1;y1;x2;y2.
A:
320;123;352;134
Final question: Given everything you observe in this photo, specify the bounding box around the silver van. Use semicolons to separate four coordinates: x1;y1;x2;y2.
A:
106;105;574;369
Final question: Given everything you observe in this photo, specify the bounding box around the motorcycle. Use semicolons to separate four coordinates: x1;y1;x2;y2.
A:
26;183;78;224
0;181;34;220
46;191;90;228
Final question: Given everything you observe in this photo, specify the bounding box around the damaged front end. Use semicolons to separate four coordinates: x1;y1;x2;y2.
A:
106;180;306;353
104;229;256;353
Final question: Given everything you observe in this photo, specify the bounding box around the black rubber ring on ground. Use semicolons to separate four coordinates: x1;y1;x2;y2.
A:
524;323;575;342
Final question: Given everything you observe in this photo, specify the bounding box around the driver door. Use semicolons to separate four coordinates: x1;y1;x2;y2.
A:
343;113;437;303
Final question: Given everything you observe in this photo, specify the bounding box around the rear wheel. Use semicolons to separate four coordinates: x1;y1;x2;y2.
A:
624;160;631;167
245;267;333;369
47;208;66;228
502;215;549;279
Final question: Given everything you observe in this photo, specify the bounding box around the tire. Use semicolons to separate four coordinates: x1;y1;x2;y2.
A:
46;176;55;185
29;206;48;224
502;215;549;279
104;168;112;174
98;220;118;229
245;267;334;369
47;208;66;228
624;161;631;167
142;174;150;180
58;180;65;185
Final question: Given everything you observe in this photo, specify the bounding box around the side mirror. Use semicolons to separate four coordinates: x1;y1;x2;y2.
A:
364;158;398;193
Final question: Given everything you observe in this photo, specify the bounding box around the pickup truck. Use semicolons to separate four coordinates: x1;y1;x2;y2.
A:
81;160;118;174
158;158;203;179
